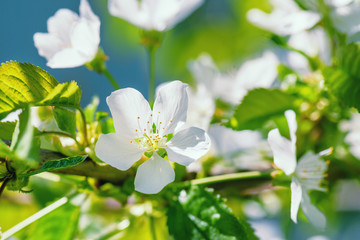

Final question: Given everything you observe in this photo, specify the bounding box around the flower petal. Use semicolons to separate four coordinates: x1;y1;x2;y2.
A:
285;110;297;145
301;191;327;230
153;80;188;136
267;128;296;175
134;152;175;194
151;0;204;31
107;88;152;138
247;6;320;36
70;19;99;61
167;127;211;166
95;133;143;170
186;84;215;131
47;9;79;43
47;48;90;68
290;177;302;223
33;33;63;60
108;0;151;30
79;0;99;23
188;53;219;90
296;151;328;191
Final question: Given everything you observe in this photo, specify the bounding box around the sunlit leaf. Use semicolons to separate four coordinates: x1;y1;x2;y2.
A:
0;61;81;119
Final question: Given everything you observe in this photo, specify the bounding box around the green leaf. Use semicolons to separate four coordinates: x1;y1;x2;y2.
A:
324;43;360;111
10;106;40;173
40;81;81;108
84;96;99;123
20;155;87;177
25;201;81;240
227;88;296;131
0;61;57;118
0;121;16;140
0;62;81;119
0;139;12;159
167;186;258;240
53;107;76;137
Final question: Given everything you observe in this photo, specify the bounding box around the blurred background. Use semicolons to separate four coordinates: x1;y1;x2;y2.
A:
1;1;360;239
0;0;270;111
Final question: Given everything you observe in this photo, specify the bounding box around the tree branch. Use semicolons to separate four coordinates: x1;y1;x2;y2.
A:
38;150;134;185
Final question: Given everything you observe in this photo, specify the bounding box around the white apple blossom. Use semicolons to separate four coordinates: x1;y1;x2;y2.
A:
34;0;100;68
188;52;279;105
330;0;360;42
95;81;210;194
340;112;360;159
284;27;331;73
186;84;215;131
108;0;204;32
268;110;328;229
208;124;271;170
247;0;321;36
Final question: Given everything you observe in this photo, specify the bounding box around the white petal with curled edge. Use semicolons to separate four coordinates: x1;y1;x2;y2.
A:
47;9;79;43
108;0;151;30
301;191;326;230
107;88;152;138
95;133;143;171
290;177;302;223
153;81;188;136
79;0;99;23
33;33;63;61
152;0;204;31
268;129;296;175
166;127;211;166
71;19;99;61
47;48;90;68
134;153;175;194
285;110;297;146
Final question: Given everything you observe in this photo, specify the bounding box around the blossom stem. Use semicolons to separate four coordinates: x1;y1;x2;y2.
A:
147;46;156;105
103;68;120;90
176;171;272;187
0;177;11;197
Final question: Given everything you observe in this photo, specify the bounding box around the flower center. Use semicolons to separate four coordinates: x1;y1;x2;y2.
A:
136;132;168;152
130;114;171;153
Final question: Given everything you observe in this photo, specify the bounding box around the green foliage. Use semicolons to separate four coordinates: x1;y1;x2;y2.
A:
0;61;57;119
0;121;16;140
24;201;81;240
84;96;100;123
40;81;81;108
0;62;81;120
10;106;40;173
53;107;76;137
20;155;87;177
167;186;259;240
228;88;296;131
324;43;360;111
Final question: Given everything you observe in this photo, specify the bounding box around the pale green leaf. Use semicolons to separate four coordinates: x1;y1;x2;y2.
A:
227;88;296;131
10;106;40;173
